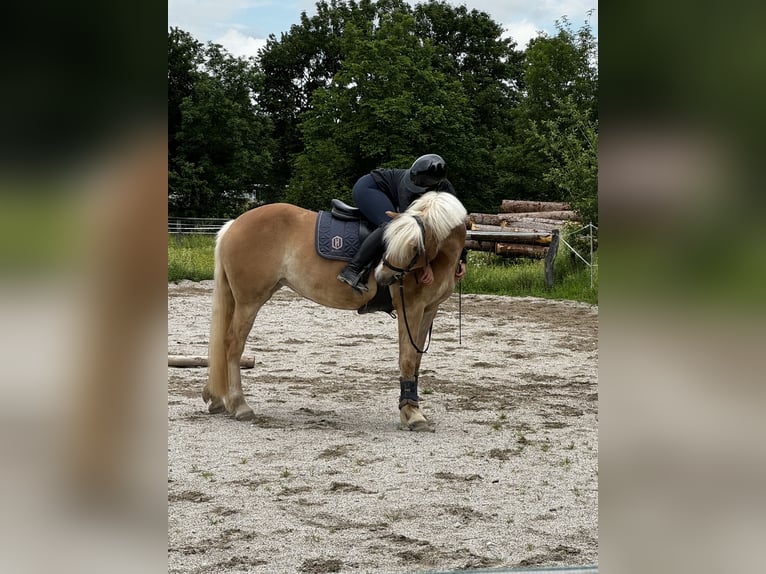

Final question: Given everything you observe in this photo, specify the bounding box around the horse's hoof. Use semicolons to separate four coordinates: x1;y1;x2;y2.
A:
408;419;436;433
235;408;255;422
207;400;226;414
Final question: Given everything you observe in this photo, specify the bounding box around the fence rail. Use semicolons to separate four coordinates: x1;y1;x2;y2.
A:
168;217;229;235
168;217;598;288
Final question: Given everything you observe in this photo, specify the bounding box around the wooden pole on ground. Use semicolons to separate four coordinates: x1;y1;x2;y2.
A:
168;355;256;368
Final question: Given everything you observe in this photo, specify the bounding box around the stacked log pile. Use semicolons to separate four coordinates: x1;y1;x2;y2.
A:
465;200;579;259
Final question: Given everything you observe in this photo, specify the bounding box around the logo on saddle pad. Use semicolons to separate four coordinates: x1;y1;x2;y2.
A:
315;210;370;261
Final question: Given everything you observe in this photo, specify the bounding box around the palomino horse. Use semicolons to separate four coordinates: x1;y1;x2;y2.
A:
202;191;467;431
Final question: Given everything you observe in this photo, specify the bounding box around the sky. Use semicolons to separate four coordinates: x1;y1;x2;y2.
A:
168;0;598;59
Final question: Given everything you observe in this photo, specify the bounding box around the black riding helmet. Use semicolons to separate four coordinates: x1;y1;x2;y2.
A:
401;153;447;196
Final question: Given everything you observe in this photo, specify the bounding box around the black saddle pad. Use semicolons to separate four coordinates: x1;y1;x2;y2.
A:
315;210;368;261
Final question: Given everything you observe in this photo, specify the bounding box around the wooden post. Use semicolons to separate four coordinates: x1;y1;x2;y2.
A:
544;229;560;288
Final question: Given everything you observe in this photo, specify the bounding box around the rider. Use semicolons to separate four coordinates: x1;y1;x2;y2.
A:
337;153;467;294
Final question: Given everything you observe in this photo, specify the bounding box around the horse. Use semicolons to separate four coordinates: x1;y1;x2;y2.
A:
202;191;467;431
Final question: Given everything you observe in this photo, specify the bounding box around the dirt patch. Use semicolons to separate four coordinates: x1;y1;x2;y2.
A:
168;281;598;572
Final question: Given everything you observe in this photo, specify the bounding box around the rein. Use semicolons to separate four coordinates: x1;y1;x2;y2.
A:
397;277;432;354
382;214;432;354
459;273;462;346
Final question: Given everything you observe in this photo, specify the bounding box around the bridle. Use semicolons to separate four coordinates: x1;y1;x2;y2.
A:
380;214;427;280
380;215;432;354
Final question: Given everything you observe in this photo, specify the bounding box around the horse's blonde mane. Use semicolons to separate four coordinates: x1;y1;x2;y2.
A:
383;192;467;262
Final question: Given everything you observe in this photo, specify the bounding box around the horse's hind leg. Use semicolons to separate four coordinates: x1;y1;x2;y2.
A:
224;301;262;420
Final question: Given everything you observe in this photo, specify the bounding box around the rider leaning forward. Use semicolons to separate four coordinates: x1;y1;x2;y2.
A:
337;154;468;294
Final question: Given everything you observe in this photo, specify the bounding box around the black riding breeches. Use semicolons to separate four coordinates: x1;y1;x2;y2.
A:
352;174;396;227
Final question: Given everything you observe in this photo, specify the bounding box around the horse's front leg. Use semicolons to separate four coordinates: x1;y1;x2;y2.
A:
397;306;438;432
411;306;439;379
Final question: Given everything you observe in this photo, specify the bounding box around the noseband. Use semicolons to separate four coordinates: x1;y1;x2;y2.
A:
381;215;427;279
380;214;432;354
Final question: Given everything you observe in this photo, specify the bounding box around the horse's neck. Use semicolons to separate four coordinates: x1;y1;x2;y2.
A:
431;226;465;269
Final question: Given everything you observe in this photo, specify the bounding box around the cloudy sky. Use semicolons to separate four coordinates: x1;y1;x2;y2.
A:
168;0;598;59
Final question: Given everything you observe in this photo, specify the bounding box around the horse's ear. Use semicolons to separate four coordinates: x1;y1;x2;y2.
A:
385;211;399;219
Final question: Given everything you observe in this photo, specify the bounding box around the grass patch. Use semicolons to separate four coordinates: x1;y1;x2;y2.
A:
461;248;598;304
167;233;598;304
168;234;216;282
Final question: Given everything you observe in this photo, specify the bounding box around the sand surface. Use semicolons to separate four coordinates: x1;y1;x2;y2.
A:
168;281;598;573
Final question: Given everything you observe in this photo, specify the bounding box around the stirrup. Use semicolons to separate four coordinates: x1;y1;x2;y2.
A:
337;268;369;293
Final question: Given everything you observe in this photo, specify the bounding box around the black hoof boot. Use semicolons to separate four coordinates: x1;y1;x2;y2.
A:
337;265;369;294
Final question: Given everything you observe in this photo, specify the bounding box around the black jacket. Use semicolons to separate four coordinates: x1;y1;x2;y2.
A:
370;168;456;213
369;169;465;262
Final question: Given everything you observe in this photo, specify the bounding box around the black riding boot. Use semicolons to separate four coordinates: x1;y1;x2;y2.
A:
337;226;385;294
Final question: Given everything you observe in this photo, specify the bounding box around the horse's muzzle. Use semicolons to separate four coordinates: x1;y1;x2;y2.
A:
375;261;403;287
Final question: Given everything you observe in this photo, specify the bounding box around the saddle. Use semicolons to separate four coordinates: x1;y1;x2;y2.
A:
315;200;394;316
315;199;375;262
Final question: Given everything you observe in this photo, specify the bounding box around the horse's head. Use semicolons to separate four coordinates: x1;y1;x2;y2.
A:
375;192;467;287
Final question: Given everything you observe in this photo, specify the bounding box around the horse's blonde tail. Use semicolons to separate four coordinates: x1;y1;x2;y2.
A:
206;221;236;402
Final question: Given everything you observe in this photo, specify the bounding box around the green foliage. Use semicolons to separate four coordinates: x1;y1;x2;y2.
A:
495;16;597;213
167;234;216;282
525;17;598;224
168;4;597;218
168;28;274;217
533;95;598;224
287;7;475;209
461;249;598;304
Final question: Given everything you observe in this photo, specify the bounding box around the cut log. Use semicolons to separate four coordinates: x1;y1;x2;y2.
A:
464;240;496;252
495;243;548;258
468;213;506;226
500;210;579;221
466;230;553;245
500;200;571;213
467;213;562;229
469;213;565;231
503;224;560;233
168;355;255;369
468;222;508;232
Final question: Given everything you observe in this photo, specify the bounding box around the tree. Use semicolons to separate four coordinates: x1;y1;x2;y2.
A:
168;28;204;161
168;7;598;217
259;0;380;202
412;1;524;212
260;0;523;212
533;95;598;224
496;16;597;209
287;8;476;210
168;29;274;217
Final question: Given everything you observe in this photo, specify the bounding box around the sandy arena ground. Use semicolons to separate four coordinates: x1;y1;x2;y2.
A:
168;280;598;573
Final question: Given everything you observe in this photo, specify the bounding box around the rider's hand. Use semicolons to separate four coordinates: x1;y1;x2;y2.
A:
455;261;466;280
420;264;434;285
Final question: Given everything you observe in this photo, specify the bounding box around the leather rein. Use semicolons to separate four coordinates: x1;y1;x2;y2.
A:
380;215;433;354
